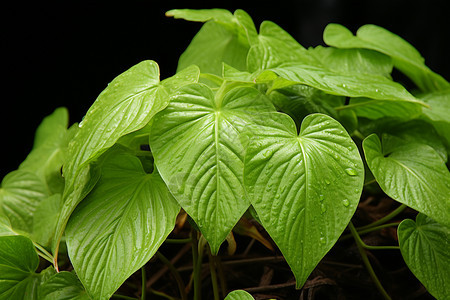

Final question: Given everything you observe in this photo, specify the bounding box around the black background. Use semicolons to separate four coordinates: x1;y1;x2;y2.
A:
1;0;449;178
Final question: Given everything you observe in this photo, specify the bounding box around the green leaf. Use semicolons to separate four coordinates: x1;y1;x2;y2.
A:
247;21;313;72
170;10;252;75
0;235;53;300
149;84;275;253
53;62;198;255
264;63;423;104
309;46;393;78
244;113;364;287
398;214;450;300
269;84;345;127
32;194;63;248
339;97;423;120
225;289;255;300
39;271;91;300
323;24;450;92
66;147;180;300
0;170;49;234
363;134;450;226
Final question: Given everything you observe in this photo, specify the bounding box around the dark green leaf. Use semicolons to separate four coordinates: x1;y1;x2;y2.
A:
39;271;91;300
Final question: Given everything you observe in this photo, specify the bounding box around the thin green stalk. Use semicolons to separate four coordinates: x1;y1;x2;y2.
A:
363;178;377;186
111;294;138;300
215;255;227;299
156;252;187;300
141;267;146;300
351;130;366;141
165;238;192;244
149;288;179;300
191;230;201;300
33;242;54;265
349;222;392;300
208;250;220;300
357;204;406;231
340;222;400;242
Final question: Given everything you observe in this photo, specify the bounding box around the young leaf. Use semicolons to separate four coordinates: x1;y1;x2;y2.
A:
0;170;49;234
323;24;450;92
66;147;180;300
363;134;450;226
398;214;450;300
39;271;91;300
265;63;423;104
244;112;364;287
420;90;450;152
0;235;55;299
32;194;63;248
169;9;252;75
225;289;255;300
149;83;276;253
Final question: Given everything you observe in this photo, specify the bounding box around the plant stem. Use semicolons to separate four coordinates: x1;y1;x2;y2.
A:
156;252;187;300
208;250;220;300
339;222;399;241
351;129;366;141
191;230;201;300
33;242;54;265
141;267;146;300
165;238;192;244
348;222;392;300
111;295;138;300
357;204;406;231
149;288;180;300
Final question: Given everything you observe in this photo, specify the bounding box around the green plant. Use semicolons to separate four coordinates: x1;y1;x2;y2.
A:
1;8;449;300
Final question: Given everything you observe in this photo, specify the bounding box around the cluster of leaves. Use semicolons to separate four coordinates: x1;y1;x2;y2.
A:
1;8;449;300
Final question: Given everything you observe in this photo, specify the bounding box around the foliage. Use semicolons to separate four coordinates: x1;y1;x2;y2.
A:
1;8;449;300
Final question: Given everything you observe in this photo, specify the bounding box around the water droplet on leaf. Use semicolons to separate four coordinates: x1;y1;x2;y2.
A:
345;168;357;176
342;199;350;207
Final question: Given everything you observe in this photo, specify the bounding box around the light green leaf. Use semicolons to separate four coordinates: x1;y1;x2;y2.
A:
398;214;450;300
309;46;393;78
0;235;54;300
32;194;63;248
265;63;422;104
225;289;255;300
66;148;180;300
171;10;251;75
39;271;91;300
339;97;423;120
269;84;345;127
363;134;450;226
244;113;364;287
247;21;314;72
0;170;49;234
54;62;198;255
323;24;450;92
0;215;17;237
149;84;275;253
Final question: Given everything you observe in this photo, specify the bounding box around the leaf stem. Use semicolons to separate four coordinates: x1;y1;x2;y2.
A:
33;241;54;265
357;204;406;231
111;294;138;300
149;288;180;300
165;238;192;244
340;222;400;241
156;252;187;300
208;250;220;300
348;222;392;300
141;266;146;300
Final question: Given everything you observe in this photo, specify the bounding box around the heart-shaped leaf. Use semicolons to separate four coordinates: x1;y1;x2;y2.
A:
0;235;55;300
244;112;364;287
149;83;275;253
398;214;450;300
39;271;91;300
225;290;255;300
363;134;450;226
66;147;180;300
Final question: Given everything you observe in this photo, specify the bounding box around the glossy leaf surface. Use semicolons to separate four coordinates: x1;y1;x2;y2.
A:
398;214;450;300
363;134;450;226
323;24;450;92
150;84;275;253
66;148;179;300
225;289;255;300
244;113;364;287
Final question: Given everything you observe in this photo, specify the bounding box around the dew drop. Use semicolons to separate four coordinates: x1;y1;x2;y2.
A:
342;83;347;88
319;194;324;201
275;194;280;199
375;88;379;92
325;179;331;185
320;203;327;214
342;199;350;207
319;237;326;244
345;168;357;176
